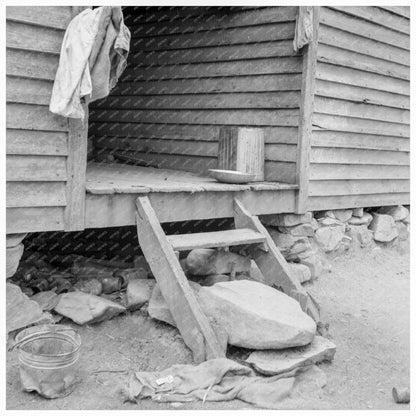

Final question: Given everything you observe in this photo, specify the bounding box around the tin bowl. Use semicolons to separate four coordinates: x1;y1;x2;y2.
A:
208;169;256;184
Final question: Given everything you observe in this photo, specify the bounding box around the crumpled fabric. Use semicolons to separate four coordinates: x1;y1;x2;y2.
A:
124;358;312;409
50;6;130;119
293;6;314;52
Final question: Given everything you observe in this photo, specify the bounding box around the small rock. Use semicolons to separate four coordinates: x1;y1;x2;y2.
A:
288;263;311;283
310;218;319;231
260;212;312;227
348;212;373;226
30;290;60;311
395;221;409;241
314;210;335;220
245;335;336;375
378;205;409;221
314;225;345;252
185;249;250;276
332;209;353;222
115;268;149;285
54;292;126;325
200;274;230;286
402;215;410;225
73;278;102;296
286;237;312;261
369;214;398;242
278;223;315;237
298;250;330;279
269;229;296;255
347;225;374;247
126;279;156;310
352;208;364;218
317;217;344;227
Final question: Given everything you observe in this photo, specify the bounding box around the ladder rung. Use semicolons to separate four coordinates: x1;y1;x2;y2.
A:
167;228;267;251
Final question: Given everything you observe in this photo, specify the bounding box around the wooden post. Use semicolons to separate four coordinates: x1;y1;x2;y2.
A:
295;6;320;214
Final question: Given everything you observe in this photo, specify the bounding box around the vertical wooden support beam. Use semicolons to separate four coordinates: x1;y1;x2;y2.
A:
135;196;225;363
64;107;88;231
64;7;90;231
295;7;320;214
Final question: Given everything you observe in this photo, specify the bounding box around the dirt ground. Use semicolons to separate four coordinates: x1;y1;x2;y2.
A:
6;241;410;410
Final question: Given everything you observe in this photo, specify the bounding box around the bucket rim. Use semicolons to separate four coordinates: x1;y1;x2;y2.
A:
18;333;81;358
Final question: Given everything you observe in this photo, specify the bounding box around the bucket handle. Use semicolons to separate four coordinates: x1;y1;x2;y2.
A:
9;328;77;352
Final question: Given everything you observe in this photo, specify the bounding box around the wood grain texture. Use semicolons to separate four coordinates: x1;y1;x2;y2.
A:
7;207;65;233
7;155;67;181
7;77;53;105
6;6;72;30
7;129;68;156
7;182;67;207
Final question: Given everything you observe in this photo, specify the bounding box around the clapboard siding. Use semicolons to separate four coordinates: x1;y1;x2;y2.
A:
308;6;410;210
6;6;73;233
90;6;301;182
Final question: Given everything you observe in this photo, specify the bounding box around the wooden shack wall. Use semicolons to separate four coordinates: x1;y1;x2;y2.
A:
308;6;410;210
89;6;302;183
6;6;86;234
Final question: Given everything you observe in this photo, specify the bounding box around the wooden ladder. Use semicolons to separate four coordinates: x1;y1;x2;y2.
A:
135;196;320;363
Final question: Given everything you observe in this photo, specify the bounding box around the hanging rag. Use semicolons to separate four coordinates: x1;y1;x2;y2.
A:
49;7;130;119
293;6;314;52
124;358;322;409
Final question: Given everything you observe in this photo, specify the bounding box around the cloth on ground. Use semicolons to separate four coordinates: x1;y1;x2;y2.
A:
293;6;314;52
124;357;318;409
49;6;130;119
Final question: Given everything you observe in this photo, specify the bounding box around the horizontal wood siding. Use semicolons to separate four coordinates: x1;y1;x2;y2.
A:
89;6;301;182
309;6;410;210
6;6;73;233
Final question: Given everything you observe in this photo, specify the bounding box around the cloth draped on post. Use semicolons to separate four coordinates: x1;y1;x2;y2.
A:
49;6;130;119
293;6;314;52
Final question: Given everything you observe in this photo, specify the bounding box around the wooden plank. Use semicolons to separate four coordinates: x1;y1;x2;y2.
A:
131;7;298;36
319;7;410;50
130;41;297;66
6;76;53;105
89;123;299;145
6;6;72;30
310;148;409;166
85;189;297;228
131;22;296;49
7;103;69;131
319;24;409;66
308;193;410;211
314;96;410;124
311;131;410;152
310;163;409;180
233;199;320;322
316;62;409;96
312;113;409;138
295;6;319;214
6;155;67;181
309;179;410;197
114;74;302;95
135;196;225;362
265;161;297;183
329;6;410;35
64;106;88;231
379;6;410;19
315;79;410;110
7;207;65;233
6;20;64;54
167;228;266;251
89;109;300;127
6;182;66;207
317;44;409;81
93;91;301;110
123;57;302;80
6;48;59;80
6;129;68;156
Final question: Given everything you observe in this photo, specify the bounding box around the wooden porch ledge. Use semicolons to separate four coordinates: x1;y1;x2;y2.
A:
86;162;299;195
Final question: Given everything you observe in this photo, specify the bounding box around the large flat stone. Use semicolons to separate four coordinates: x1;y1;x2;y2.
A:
348;212;373;226
198;280;316;349
369;214;398;242
278;223;315;237
246;335;336;375
332;209;353;223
